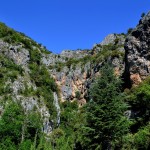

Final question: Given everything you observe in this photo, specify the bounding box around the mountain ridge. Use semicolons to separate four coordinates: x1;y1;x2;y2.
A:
0;11;150;149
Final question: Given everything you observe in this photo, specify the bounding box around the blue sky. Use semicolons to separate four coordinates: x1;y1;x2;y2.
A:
0;0;150;53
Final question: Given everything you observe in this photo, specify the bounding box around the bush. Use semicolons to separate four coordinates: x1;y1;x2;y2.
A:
141;12;146;18
126;77;150;133
75;91;81;99
127;28;133;35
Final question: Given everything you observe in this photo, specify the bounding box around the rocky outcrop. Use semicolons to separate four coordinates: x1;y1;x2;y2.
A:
125;12;150;85
46;35;125;103
0;39;56;135
53;92;60;126
0;40;30;66
50;62;91;103
100;34;125;46
60;49;90;59
42;53;67;66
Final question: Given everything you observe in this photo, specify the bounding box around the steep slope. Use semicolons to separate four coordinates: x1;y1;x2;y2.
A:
42;34;125;104
125;12;150;86
0;22;126;137
0;22;59;136
1;11;150;149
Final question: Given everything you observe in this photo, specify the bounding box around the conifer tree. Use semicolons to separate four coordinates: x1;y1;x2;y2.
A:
82;63;129;150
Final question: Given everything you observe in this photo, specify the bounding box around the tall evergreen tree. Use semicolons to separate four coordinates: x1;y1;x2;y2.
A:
82;63;129;150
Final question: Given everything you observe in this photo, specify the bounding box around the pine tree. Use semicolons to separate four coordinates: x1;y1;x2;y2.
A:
82;63;129;150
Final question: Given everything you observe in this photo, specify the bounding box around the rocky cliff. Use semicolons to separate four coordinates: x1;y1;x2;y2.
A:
1;11;150;136
41;34;125;105
125;12;150;86
0;23;59;135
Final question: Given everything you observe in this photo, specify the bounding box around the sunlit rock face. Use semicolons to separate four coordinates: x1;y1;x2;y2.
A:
43;34;125;103
100;33;125;46
125;11;150;85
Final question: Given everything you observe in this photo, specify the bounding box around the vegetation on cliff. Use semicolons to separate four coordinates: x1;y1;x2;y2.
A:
0;12;150;150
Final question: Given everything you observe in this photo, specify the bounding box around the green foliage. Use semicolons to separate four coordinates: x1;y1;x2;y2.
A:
60;101;79;135
51;44;124;73
29;64;57;92
81;63;129;149
29;48;42;65
134;124;150;149
18;139;32;150
0;102;24;146
0;22;33;49
21;83;35;97
33;134;75;150
126;77;150;133
114;37;119;45
121;124;150;150
0;101;43;149
93;44;124;64
0;55;24;95
0;55;24;76
18;101;85;150
118;77;150;149
75;91;81;99
29;63;58;123
0;22;51;55
55;61;65;72
48;128;69;150
59;101;86;149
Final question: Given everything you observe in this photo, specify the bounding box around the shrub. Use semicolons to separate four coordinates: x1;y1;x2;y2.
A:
127;28;133;35
75;91;81;99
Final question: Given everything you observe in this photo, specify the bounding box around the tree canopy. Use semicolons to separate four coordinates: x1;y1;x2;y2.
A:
81;63;129;149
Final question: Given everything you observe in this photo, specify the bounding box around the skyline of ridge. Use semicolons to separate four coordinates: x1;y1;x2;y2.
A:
0;0;150;53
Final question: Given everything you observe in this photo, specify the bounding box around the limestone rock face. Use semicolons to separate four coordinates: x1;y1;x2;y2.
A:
45;34;125;103
100;34;125;46
60;49;90;59
0;39;56;135
0;40;30;66
125;12;150;85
